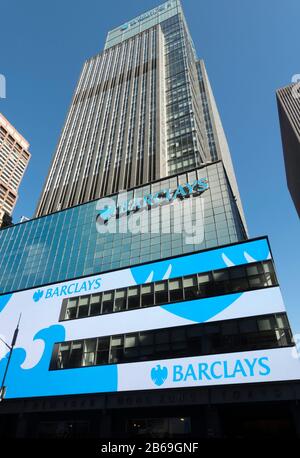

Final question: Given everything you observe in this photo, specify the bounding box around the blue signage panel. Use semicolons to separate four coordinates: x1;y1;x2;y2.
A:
0;237;298;399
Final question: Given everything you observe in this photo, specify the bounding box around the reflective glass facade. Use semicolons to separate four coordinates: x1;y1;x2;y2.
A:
0;162;245;294
36;0;243;221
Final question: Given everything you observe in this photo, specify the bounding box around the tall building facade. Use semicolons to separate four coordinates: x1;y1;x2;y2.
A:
0;1;299;440
0;113;31;227
35;0;245;233
276;83;300;217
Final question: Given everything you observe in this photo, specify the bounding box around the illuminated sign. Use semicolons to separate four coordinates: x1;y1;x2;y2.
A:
33;278;102;302
117;348;300;392
97;177;209;223
0;238;298;400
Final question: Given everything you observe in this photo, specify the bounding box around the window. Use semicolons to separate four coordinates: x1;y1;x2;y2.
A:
183;275;198;300
82;339;96;366
69;341;83;368
59;261;278;321
78;296;89;318
96;337;109;365
110;335;124;364
114;289;127;312
155;281;168;304
90;294;101;316
65;298;77;320
128;286;140;309
51;313;292;371
57;343;70;369
102;291;114;314
169;278;183;302
258;317;273;331
141;284;154;307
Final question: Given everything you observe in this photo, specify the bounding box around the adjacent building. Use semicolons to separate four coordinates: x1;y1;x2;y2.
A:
276;83;300;217
0;113;31;227
0;0;299;439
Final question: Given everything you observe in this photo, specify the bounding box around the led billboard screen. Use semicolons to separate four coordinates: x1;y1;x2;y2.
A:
0;237;299;399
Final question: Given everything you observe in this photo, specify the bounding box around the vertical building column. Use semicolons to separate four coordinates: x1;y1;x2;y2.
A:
130;35;145;188
155;26;167;179
105;41;131;196
142;30;153;184
118;36;139;191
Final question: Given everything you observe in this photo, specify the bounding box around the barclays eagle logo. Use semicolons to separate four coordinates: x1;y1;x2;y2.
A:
151;364;168;386
33;290;43;302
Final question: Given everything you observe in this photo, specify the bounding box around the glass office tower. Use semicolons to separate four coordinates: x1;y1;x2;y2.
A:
35;0;245;232
0;0;299;439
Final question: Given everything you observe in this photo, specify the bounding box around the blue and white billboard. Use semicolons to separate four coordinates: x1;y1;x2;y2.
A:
0;238;299;399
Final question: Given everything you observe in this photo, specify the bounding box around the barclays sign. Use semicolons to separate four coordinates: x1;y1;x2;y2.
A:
32;277;102;302
150;356;271;387
97;177;209;224
119;1;174;31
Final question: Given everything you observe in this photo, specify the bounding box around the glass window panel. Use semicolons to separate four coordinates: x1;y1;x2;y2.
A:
102;291;114;314
69;341;83;368
239;318;257;334
155;281;169;304
78;295;89;318
248;275;265;288
141;285;152;294
90;293;101;316
57;343;70;368
276;314;288;329
78;296;89;306
155;281;167;292
141;291;154;307
82;339;96;366
98;337;110;350
114;288;127;312
96;350;109;365
171;327;185;342
213;270;229;281
169;278;183;302
65;298;78;320
111;335;123;347
198;273;211;284
140;332;154;346
155;330;169;344
229;266;245;279
221;321;238;335
128;286;140;309
258;317;273;331
125;334;138;348
169;279;181;290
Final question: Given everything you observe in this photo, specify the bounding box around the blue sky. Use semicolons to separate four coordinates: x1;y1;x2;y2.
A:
1;0;299;332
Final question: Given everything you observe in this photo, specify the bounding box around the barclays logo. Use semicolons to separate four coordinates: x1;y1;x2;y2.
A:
33;289;44;302
151;364;168;386
120;23;129;31
96;178;209;224
150;357;271;388
32;278;102;302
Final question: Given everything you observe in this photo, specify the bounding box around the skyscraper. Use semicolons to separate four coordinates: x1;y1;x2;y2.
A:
276;83;300;217
0;113;31;227
35;0;245;232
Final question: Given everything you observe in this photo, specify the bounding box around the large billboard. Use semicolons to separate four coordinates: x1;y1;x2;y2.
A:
0;237;299;399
